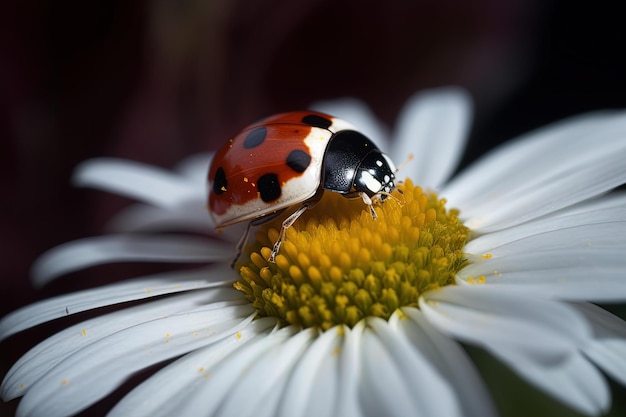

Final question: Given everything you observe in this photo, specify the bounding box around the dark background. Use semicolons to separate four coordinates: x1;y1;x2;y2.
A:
1;1;625;416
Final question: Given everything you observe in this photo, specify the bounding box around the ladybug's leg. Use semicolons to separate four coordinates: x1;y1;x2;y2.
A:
232;223;253;268
231;209;286;268
268;187;324;263
340;190;378;220
268;205;309;263
360;192;378;220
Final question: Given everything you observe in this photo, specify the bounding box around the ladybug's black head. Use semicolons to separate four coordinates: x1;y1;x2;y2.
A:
353;151;397;201
322;130;397;202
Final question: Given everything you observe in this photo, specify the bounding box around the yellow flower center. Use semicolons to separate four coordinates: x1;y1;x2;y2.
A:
234;179;469;330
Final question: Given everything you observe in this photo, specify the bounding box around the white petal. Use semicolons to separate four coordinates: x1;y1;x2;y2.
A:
464;194;626;254
571;303;626;387
173;326;299;417
443;111;626;231
458;248;626;301
31;234;235;287
108;317;278;417
108;202;248;246
335;322;364;417
394;308;498;417
108;200;215;233
363;317;462;417
390;87;472;189
2;287;244;401
548;191;626;217
585;339;626;389
422;288;609;415
0;265;236;342
277;326;348;417
490;346;609;415
73;158;199;208
16;305;256;417
468;222;626;258
420;286;592;361
572;302;626;338
443;110;625;207
469;151;626;233
359;325;412;417
215;327;317;417
310;97;391;150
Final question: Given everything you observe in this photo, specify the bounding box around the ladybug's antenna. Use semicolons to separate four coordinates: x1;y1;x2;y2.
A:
377;189;405;205
395;153;414;173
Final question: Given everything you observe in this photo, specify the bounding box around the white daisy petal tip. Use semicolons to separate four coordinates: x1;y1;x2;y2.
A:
391;86;472;188
443;109;626;224
406;86;472;113
72;158;199;208
29;234;235;288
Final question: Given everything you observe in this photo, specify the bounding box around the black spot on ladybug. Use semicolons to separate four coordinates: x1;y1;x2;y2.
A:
257;173;281;202
243;126;267;149
302;114;332;130
285;150;311;173
213;167;227;194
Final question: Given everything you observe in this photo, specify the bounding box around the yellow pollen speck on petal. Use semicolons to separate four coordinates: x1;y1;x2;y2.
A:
19;383;24;389
236;332;242;339
235;179;469;329
61;379;69;386
81;329;87;336
198;367;205;373
480;253;493;259
468;276;486;285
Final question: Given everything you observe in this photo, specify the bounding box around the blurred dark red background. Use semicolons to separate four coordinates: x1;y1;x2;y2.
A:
1;1;625;416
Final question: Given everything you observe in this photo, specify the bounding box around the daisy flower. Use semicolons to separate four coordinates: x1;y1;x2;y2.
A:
2;87;626;417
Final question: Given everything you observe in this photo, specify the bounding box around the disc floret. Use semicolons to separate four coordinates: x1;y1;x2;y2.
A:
234;179;469;330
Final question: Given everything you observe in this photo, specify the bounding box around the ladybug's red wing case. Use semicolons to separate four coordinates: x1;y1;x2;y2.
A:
207;112;337;227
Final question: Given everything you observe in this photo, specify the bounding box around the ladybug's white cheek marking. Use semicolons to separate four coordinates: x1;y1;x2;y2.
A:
360;171;383;194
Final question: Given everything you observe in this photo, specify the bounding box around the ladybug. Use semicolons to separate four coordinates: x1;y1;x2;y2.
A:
207;111;397;264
